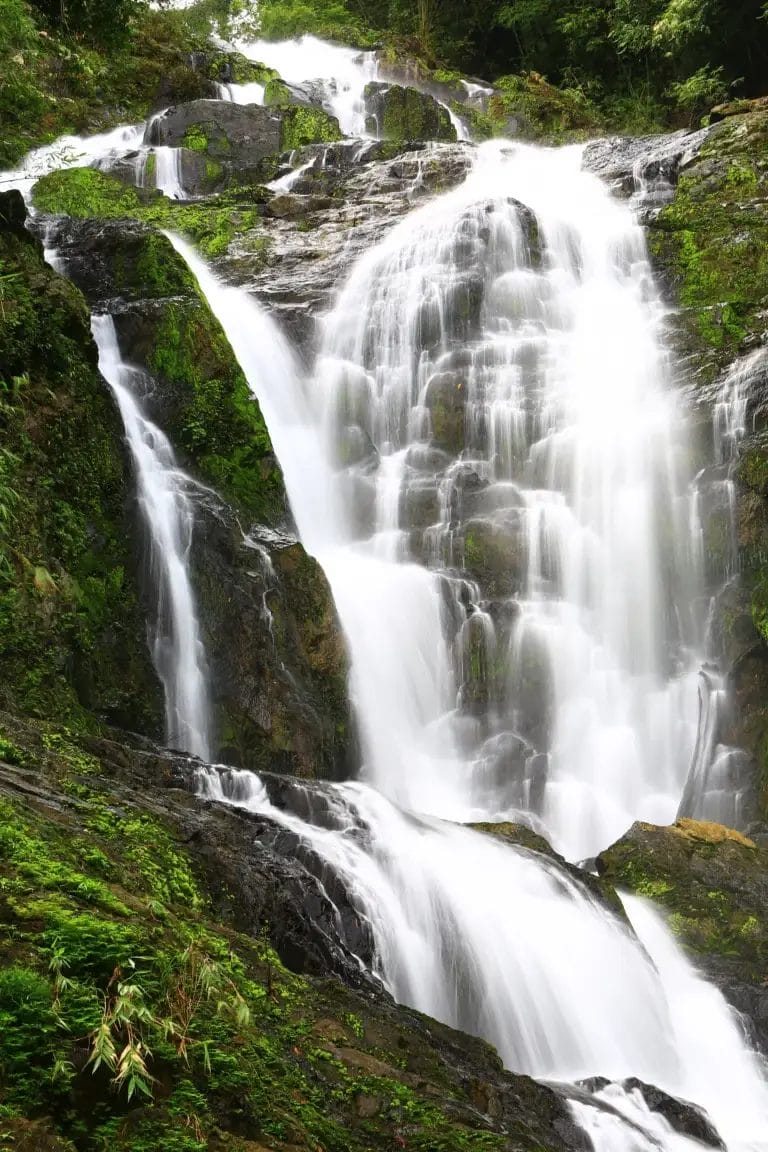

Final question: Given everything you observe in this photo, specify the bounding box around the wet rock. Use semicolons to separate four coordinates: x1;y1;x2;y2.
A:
40;217;353;780
597;819;768;1052
460;514;527;598
622;1079;725;1148
364;82;457;143
0;188;28;234
425;369;468;454
147;98;341;183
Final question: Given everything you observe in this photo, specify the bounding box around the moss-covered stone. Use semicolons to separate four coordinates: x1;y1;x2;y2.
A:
484;74;601;143
597;819;768;1048
649;109;768;375
364;82;457;143
33;167;270;260
0;193;162;735
280;105;343;150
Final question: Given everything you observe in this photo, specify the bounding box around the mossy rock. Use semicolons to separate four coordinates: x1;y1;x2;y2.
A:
0;194;162;735
649;108;768;376
279;105;343;150
460;517;527;599
33;167;271;260
203;49;278;88
597;818;768;1048
364;82;457;143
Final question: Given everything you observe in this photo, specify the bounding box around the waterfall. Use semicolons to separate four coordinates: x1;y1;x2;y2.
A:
5;40;768;1148
91;315;211;759
173;137;768;1149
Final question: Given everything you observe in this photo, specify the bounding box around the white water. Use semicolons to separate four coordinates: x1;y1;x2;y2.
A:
297;139;707;862
91;315;211;759
173;135;768;1147
233;34;378;136
0;123;144;198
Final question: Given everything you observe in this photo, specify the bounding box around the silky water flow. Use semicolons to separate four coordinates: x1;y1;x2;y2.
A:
172;139;768;1150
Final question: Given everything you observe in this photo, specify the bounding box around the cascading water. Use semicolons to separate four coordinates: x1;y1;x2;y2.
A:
231;35;378;136
307;139;707;863
91;315;211;759
173;136;768;1148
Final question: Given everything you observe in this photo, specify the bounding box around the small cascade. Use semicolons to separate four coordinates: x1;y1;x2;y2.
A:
676;349;768;825
91;315;211;759
215;80;266;105
196;763;768;1150
231;34;379;136
0;123;145;197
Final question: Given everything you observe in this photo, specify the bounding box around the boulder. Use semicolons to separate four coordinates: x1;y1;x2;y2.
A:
597;818;768;1052
364;81;457;143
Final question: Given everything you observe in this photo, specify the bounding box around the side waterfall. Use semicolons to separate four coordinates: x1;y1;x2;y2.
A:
91;315;211;759
172;140;768;1149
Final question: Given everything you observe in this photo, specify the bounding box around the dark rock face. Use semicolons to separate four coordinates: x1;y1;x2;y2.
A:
622;1079;725;1148
597;819;768;1052
147;98;283;173
578;1077;725;1148
0;201;163;735
43;216;353;780
146;98;342;188
363;82;457;143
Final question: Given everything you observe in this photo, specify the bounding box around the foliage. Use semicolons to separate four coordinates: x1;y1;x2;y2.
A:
256;0;767;128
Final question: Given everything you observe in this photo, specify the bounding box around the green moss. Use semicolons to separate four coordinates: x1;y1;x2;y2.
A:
0;715;565;1151
32;168;269;261
651;109;768;370
484;73;601;142
147;301;283;525
279;105;343;150
263;76;294;107
182;124;208;152
32;168;145;219
597;820;768;977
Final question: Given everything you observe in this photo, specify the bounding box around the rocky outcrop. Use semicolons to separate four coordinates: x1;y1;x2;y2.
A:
0;194;162;735
39;215;352;779
0;709;594;1152
597;819;768;1052
641;101;768;822
364;82;457;143
578;1077;725;1149
148;97;342;187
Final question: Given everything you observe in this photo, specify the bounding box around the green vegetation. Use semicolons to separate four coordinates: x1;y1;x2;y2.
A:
0;204;161;734
256;0;768;130
0;1;222;169
0;711;573;1151
32;167;270;260
650;104;768;367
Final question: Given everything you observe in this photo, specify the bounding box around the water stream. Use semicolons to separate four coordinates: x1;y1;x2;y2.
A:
91;315;211;759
